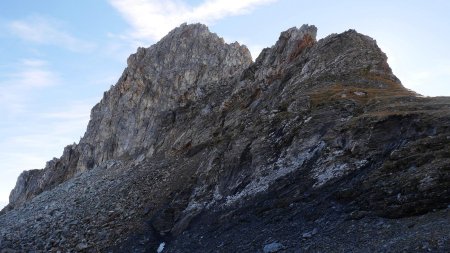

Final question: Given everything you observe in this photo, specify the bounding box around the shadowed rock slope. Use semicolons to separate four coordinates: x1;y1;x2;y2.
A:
1;23;449;252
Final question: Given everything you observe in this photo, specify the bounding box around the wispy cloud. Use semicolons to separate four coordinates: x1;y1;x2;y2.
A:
7;16;95;52
0;59;59;113
40;100;92;122
15;59;58;88
6;105;90;150
108;0;277;44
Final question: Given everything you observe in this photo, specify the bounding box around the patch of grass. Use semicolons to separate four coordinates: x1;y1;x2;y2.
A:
309;74;413;108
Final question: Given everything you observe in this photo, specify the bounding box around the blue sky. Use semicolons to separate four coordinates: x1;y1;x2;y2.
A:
0;0;449;208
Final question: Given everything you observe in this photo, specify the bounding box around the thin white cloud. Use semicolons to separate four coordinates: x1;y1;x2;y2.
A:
0;59;59;113
7;16;95;53
40;101;92;121
108;0;277;43
21;59;47;67
19;59;58;87
188;0;275;22
2;102;91;152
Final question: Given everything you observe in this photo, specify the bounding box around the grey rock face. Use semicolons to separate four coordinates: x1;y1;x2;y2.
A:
5;23;252;210
1;23;450;252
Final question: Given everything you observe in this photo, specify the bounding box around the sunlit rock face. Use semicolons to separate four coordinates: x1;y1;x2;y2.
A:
5;23;253;210
1;23;449;252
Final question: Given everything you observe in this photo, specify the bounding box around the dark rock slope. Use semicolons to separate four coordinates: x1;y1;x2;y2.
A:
1;23;450;252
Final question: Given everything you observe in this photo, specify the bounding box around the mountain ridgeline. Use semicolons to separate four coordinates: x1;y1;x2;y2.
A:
1;23;449;252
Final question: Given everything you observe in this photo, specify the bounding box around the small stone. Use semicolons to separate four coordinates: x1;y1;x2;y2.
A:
98;231;109;240
76;242;89;250
263;242;284;253
157;242;166;253
69;220;79;226
353;91;366;96
302;228;318;238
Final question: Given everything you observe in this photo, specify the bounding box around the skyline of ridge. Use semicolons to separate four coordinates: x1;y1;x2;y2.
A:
1;0;450;209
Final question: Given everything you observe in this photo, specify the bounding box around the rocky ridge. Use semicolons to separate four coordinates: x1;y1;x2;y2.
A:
1;23;449;252
5;23;252;210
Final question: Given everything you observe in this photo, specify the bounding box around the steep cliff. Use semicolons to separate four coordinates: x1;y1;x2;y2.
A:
5;23;252;211
1;23;449;252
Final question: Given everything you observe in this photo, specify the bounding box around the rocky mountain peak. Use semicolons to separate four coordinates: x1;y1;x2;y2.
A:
256;24;317;65
3;24;407;212
127;23;252;69
120;23;252;109
2;23;449;252
5;23;253;211
302;29;398;81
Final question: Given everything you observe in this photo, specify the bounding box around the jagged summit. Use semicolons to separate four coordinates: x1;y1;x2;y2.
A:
127;23;252;72
255;24;317;64
1;24;449;252
5;23;253;211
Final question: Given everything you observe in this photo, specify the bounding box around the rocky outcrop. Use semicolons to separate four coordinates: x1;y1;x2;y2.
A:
1;23;449;252
4;23;252;211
